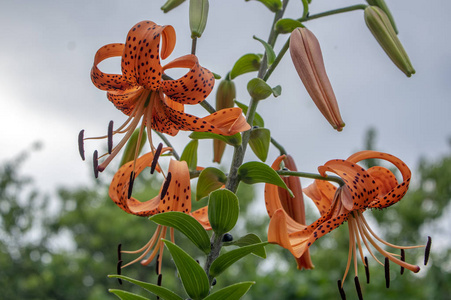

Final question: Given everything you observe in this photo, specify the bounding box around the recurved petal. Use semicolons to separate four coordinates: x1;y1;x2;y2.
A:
190;206;211;230
303;180;337;216
289;28;345;131
121;21;176;89
199;107;251;135
162;54;215;105
318;159;379;210
158;159;192;214
265;155;286;217
91;43;132;91
347;151;411;209
107;87;145;115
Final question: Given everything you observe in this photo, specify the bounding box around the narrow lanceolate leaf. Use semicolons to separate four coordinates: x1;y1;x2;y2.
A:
196;167;227;201
209;242;268;277
203;282;255;300
230;54;262;79
238;161;293;196
247;78;273;101
246;0;282;12
223;233;267;258
109;275;183;300
150;212;210;254
189;0;209;38
180;139;199;171
253;36;276;65
163;240;210;300
208;189;240;235
234;101;265;127
248;128;271;162
189;131;242;147
119;128;147;166
109;289;150;300
274;18;304;34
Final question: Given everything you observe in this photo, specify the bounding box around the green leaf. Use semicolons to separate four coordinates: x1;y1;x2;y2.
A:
238;161;293;196
248;128;271;162
189;131;242;147
253;36;276;65
246;0;282;12
203;282;255;300
223;233;267;258
163;240;210;300
120;128;146;167
149;212;210;254
180;139;199;171
234;101;264;127
109;289;150;300
274;18;303;34
230;54;262;79
109;275;183;300
209;242;268;277
208;189;239;235
272;85;282;97
196;167;227;201
247;78;273;101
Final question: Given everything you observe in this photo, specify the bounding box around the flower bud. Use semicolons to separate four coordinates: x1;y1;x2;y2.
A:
161;0;186;13
366;0;398;33
289;28;345;131
364;6;415;77
213;78;236;163
189;0;209;38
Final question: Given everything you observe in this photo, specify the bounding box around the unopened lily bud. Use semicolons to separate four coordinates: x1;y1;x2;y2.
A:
189;0;209;38
161;0;186;13
364;6;415;77
289;28;345;131
366;0;398;33
213;78;236;163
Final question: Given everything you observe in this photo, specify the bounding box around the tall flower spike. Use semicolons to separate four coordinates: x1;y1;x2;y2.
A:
266;151;428;298
109;151;211;271
289;27;345;131
83;20;250;173
265;155;314;270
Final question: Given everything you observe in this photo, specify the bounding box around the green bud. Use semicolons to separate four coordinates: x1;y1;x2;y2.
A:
161;0;186;13
364;6;415;77
214;78;236;163
366;0;398;33
189;0;209;38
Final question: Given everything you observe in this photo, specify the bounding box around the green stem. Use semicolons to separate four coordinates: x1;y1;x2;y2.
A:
203;232;223;284
298;4;367;22
191;37;198;55
277;170;345;186
200;100;216;114
270;137;287;156
263;38;289;81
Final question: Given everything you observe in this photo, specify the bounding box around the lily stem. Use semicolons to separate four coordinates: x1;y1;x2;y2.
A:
270;137;287;156
204;232;223;284
277;170;345;186
297;4;368;22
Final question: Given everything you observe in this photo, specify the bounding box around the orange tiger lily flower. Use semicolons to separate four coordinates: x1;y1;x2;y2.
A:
82;20;250;173
265;155;313;270
267;151;430;296
109;150;210;273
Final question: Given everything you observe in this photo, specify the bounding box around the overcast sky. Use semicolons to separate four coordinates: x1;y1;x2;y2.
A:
1;0;450;195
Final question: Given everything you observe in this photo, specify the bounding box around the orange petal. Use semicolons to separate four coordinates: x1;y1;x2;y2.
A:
107;87;145;115
91;43;132;91
265;155;286;217
108;149;171;216
303;180;337;216
162;54;215;105
199;107;251;135
158;160;192;214
190;206;211;230
121;21;176;89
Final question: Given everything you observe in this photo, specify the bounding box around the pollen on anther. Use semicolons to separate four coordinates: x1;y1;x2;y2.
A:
160;172;172;200
337;280;346;300
424;236;432;265
400;249;405;275
384;257;390;288
354;277;363;300
116;260;123;285
128;171;135;199
151;143;163;174
93;150;99;178
78;130;85;160
108;120;114;154
117;243;122;261
364;256;370;284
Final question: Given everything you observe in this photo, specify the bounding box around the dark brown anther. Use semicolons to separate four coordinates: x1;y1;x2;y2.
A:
384;257;390;288
424;236;431;265
127;171;135;199
116;260;123;285
400;249;405;275
117;244;122;261
160;172;172;200
155;254;160;275
150;143;163;174
157;274;162;286
364;256;370;284
78;130;85;161
108;120;114;154
93;150;99;178
354;276;363;300
337;280;346;300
